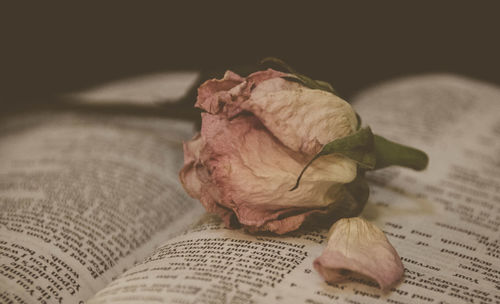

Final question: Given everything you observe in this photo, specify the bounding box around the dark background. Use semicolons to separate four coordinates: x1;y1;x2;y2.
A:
2;2;499;109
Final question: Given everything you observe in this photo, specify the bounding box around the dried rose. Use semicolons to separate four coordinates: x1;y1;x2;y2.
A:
313;217;404;291
179;58;428;291
180;68;361;234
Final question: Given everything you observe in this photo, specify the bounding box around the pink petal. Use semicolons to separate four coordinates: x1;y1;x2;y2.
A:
179;133;204;198
200;113;344;208
195;70;244;114
194;69;287;116
314;217;404;291
197;113;349;233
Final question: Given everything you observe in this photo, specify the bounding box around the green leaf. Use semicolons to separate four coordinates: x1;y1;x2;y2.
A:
260;57;297;74
282;74;337;94
317;127;376;167
314;79;337;94
281;75;316;88
355;113;362;130
373;135;429;170
260;57;337;95
290;127;376;191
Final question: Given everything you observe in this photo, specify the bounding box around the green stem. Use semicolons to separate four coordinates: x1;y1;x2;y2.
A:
374;135;429;170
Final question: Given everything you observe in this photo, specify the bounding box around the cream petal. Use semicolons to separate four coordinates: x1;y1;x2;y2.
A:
313;217;404;291
242;82;358;155
305;154;357;184
249;77;302;100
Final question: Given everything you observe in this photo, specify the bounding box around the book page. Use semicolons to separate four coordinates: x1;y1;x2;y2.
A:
87;215;338;304
0;112;205;304
351;74;500;303
66;71;199;105
87;74;500;304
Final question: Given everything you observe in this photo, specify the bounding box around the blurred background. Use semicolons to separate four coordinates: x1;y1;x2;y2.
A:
2;2;499;112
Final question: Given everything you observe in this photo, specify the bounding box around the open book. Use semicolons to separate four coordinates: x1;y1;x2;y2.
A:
1;73;499;304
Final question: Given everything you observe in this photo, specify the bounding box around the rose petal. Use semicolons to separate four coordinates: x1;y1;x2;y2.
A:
248;77;302;100
246;69;286;84
195;70;244;114
313;217;404;291
179;133;204;198
242;82;358;155
307;154;357;184
245;211;311;235
182;133;203;165
195;69;288;117
200;113;345;208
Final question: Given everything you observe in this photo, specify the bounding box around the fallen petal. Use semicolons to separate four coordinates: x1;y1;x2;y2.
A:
313;217;404;291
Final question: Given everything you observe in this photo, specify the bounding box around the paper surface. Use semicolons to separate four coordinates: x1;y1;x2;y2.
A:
67;71;199;105
0;112;205;303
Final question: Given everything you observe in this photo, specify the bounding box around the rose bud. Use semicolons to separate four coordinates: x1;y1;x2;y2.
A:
313;217;404;291
180;58;428;292
179;68;360;234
